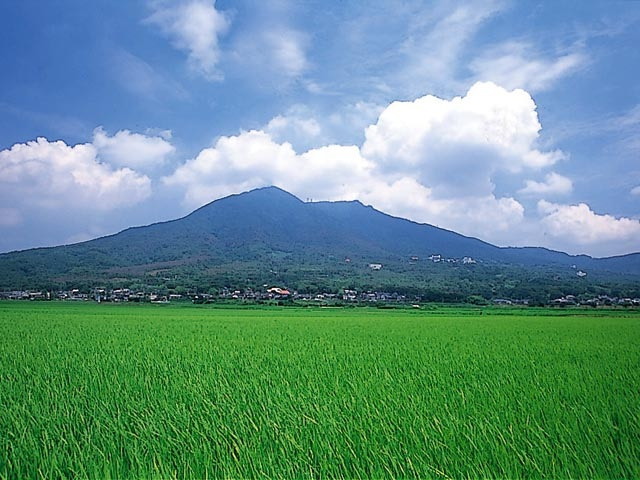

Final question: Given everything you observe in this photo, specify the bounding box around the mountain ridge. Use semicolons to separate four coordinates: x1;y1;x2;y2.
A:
0;186;638;296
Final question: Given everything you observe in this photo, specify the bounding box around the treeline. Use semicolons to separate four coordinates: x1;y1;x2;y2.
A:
2;249;640;304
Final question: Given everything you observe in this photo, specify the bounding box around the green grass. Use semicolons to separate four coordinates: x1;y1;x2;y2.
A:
1;302;639;478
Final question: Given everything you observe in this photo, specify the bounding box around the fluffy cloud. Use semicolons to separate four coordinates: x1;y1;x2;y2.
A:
146;0;230;80
92;127;175;171
362;81;563;195
0;135;160;251
519;172;573;196
163;130;374;207
359;181;524;240
0;137;151;210
538;200;640;246
470;42;587;92
164;130;296;205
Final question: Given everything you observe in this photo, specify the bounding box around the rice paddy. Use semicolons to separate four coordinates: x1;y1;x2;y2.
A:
1;301;639;478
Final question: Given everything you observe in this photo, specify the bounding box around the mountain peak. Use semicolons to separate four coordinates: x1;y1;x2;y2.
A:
219;185;305;206
187;185;302;218
245;185;302;200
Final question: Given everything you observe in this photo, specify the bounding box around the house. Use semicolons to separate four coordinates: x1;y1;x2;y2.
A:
576;270;587;278
267;287;291;296
493;298;512;305
342;289;357;301
369;263;382;270
552;295;576;306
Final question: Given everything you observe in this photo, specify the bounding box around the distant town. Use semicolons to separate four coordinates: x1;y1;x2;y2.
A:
2;286;639;308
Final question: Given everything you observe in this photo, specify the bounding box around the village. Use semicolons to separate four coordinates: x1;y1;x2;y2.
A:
0;287;410;305
1;286;639;308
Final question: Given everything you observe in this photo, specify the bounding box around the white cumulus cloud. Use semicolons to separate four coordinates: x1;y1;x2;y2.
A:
163;130;375;207
538;200;640;246
92;127;175;171
362;81;563;196
146;0;230;80
519;172;573;196
359;181;524;240
0;137;151;210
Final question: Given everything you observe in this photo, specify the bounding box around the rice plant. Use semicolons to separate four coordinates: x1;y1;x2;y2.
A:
1;302;639;478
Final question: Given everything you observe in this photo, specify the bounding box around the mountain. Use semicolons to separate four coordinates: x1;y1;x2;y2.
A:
1;186;639;300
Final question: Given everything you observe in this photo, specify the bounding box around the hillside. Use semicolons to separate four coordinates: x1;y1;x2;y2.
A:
0;186;639;300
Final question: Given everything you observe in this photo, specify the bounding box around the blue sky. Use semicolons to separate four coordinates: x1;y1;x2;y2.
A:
1;0;639;257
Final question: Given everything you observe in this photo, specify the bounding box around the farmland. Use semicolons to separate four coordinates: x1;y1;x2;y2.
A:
1;302;639;478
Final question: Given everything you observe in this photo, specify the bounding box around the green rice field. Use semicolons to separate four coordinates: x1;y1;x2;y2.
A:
1;301;639;478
